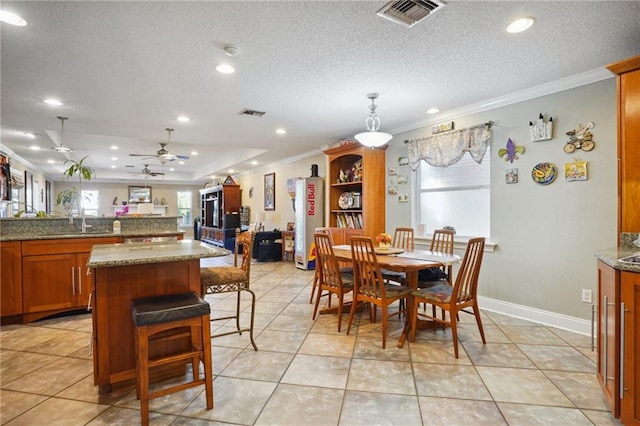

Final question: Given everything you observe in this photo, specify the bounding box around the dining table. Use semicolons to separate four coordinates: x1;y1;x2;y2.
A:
331;244;461;348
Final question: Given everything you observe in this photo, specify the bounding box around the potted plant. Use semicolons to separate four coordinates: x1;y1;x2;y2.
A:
56;156;95;216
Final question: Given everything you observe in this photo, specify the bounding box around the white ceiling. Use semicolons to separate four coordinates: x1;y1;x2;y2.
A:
1;1;639;184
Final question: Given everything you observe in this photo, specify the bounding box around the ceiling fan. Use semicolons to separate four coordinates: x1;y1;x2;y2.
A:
129;128;190;164
129;164;165;178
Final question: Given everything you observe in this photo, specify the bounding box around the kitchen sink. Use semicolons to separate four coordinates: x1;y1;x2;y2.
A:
619;253;640;264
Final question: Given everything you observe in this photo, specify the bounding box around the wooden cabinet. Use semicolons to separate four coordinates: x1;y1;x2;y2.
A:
597;260;640;424
606;55;640;237
323;142;386;239
21;237;121;323
621;271;640;425
598;260;621;416
1;241;22;319
282;230;295;262
199;176;241;246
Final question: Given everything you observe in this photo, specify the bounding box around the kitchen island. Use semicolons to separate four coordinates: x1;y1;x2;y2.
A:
87;240;229;394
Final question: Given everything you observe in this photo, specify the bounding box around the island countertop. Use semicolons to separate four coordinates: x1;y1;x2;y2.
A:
87;240;229;268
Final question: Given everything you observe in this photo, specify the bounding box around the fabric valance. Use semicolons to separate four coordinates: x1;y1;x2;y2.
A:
405;122;493;170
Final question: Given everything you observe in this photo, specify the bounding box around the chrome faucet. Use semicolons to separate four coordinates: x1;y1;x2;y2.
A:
81;217;92;233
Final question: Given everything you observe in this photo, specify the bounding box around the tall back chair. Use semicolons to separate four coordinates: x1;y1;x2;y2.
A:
346;236;412;349
411;237;486;358
312;232;354;331
309;227;353;304
428;228;455;282
392;227;414;250
200;229;258;351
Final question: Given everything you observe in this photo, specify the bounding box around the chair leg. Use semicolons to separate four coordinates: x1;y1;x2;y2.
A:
312;282;323;320
411;298;419;342
473;304;486;344
309;269;318;304
381;304;388;349
346;293;358;336
246;289;258;351
202;315;214;409
235;291;242;334
450;307;459;358
337;293;343;332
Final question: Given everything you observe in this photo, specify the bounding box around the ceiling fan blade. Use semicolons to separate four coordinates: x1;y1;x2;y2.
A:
175;155;190;160
129;153;158;158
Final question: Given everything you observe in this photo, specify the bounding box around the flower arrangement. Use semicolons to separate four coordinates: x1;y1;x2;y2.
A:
376;232;392;245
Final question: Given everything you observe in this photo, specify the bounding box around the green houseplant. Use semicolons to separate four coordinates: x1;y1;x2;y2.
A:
56;156;95;216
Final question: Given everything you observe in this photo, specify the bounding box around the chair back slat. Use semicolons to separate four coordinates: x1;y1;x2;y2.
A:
392;227;414;250
452;237;485;303
350;236;386;299
314;233;344;290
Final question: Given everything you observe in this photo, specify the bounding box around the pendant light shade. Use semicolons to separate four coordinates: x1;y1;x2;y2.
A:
52;116;74;153
354;93;392;148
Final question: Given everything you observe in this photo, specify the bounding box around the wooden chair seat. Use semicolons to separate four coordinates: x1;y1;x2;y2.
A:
201;267;249;292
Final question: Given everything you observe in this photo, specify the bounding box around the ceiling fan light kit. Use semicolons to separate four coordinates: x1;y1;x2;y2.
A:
354;93;392;148
129;128;190;165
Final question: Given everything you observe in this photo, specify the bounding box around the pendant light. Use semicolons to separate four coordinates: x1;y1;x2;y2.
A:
52;116;74;153
354;93;392;148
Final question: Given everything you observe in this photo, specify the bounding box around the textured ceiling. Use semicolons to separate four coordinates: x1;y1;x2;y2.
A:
1;1;639;184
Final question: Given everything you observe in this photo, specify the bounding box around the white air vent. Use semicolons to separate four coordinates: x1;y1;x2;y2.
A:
377;0;445;28
238;108;266;117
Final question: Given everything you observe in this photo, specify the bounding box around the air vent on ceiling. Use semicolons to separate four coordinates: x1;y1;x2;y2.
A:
376;0;445;28
238;108;266;117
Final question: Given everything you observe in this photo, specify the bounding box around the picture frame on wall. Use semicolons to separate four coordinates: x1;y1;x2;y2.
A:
264;172;276;210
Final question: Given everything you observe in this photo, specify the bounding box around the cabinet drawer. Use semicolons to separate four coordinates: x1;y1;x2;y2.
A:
22;237;122;256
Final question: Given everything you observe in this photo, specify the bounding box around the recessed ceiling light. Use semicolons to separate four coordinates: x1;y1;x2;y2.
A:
0;10;27;26
250;160;258;166
44;98;63;106
177;116;191;122
111;157;117;161
29;146;41;150
110;165;116;169
275;128;287;135
169;168;175;171
190;151;198;156
228;169;234;173
507;17;535;33
23;132;36;139
47;159;55;164
209;175;216;179
216;64;235;74
110;145;119;150
178;161;184;165
426;108;440;114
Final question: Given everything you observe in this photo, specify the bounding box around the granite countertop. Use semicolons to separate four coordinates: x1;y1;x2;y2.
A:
87;240;229;268
595;246;640;273
1;230;186;242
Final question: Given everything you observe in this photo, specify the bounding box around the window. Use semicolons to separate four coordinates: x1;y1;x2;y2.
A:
177;191;192;227
416;148;490;237
81;190;99;216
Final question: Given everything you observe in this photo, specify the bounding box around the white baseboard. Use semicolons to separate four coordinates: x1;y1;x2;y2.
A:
478;296;595;337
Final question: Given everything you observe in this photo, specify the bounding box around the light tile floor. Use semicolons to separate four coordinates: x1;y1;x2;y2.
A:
0;257;622;425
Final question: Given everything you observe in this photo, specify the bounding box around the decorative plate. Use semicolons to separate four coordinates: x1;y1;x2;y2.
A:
338;192;351;209
374;247;404;255
531;162;557;185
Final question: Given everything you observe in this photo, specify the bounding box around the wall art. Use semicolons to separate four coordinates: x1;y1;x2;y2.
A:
398;193;409;203
531;162;557;185
396;174;408;184
431;121;454;135
564;122;595;153
565;160;588;181
264;172;275;210
498;138;525;163
529;113;553;141
398;156;409;166
506;168;518;184
388;167;397;175
388;185;398;195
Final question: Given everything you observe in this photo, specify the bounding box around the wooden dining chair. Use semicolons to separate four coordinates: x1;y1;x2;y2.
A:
309;227;353;304
410;237;486;358
346;236;413;349
312;232;354;332
200;229;258;351
381;227;415;285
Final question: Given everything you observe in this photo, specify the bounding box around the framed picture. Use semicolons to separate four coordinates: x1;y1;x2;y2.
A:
264;172;276;210
286;221;295;231
388;185;398;195
506;168;518;184
396;174;408;184
565;161;588;182
129;185;152;203
398;156;409;166
398;193;409;203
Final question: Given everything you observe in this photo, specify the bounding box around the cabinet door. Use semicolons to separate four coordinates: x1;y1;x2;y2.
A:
23;254;76;313
597;260;620;416
1;241;22;316
621;271;639;425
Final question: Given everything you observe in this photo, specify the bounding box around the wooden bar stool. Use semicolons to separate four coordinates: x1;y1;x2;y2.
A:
131;291;214;425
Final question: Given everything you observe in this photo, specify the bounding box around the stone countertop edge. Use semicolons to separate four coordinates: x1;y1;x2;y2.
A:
87;240;230;268
0;230;186;242
595;246;640;273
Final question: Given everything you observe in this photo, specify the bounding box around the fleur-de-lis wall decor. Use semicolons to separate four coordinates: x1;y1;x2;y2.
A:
498;138;525;163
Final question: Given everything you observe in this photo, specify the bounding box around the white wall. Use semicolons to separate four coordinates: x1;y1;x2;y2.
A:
385;78;618;321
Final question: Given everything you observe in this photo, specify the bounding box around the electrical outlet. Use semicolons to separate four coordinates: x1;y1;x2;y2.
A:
581;289;592;303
